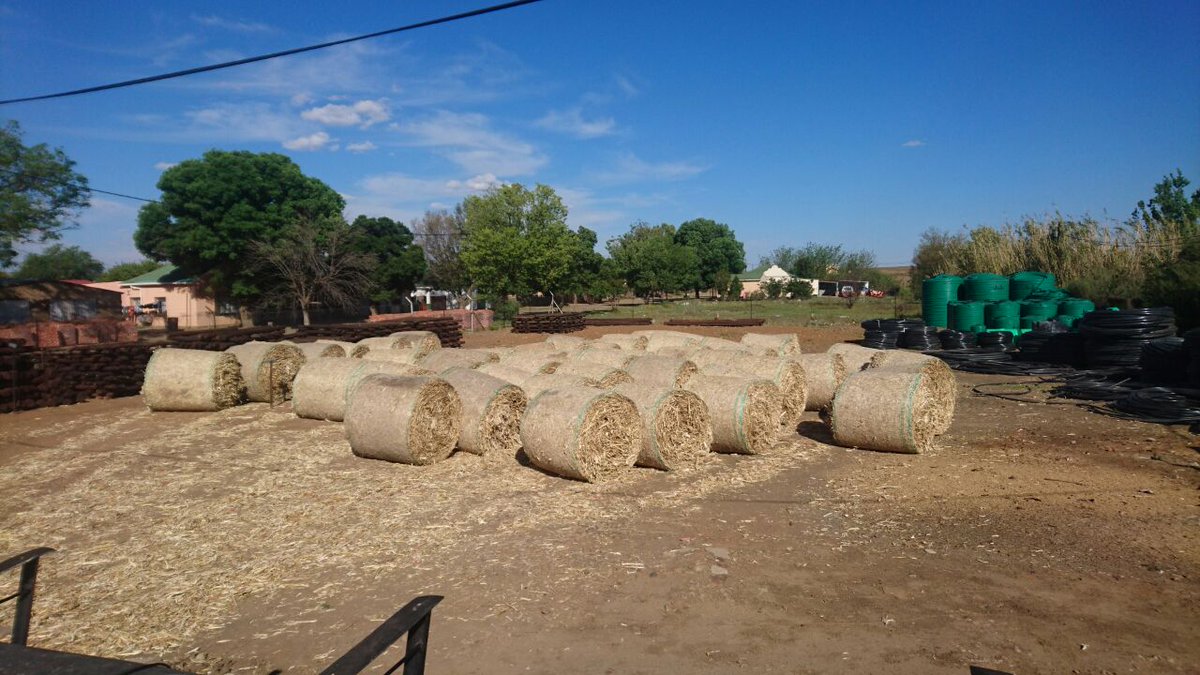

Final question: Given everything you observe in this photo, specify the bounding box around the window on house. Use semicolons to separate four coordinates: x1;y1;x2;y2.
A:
0;300;32;324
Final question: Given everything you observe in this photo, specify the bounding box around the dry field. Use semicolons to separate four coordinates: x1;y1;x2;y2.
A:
1;325;1197;674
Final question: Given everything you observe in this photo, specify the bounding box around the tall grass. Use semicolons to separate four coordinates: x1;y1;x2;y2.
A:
910;214;1188;304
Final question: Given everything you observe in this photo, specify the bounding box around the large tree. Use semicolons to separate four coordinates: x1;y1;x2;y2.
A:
673;217;746;297
16;244;103;280
349;215;426;312
608;221;700;300
251;216;375;326
460;183;577;301
1;121;91;268
99;260;160;282
1132;169;1200;234
134;150;344;313
410;207;469;293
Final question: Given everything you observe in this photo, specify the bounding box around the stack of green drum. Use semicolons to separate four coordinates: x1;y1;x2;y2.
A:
1020;298;1060;328
1055;298;1096;328
963;273;1010;302
948;300;986;332
1008;271;1056;301
985;300;1021;330
921;274;963;328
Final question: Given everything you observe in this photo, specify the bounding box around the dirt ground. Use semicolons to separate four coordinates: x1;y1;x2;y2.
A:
1;325;1197;675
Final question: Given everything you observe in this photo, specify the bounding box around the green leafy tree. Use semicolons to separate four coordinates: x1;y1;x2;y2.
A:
712;268;731;301
349;215;426;311
588;257;627;301
791;243;846;279
99;260;160;282
673;218;746;297
1142;236;1200;330
563;226;606;302
134;150;344;317
251;216;375;326
1133;170;1200;234
728;275;744;299
758;246;801;271
763;278;785;299
16;244;103;280
608;221;700;300
1;121;91;267
460;184;577;301
784;278;812;299
411;207;469;293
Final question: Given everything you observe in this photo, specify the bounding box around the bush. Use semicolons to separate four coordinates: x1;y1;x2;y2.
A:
763;278;785;299
785;279;812;299
1142;237;1200;330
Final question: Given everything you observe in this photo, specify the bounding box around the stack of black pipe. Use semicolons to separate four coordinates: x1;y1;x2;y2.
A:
1139;337;1189;383
900;326;939;350
937;329;976;350
1078;308;1176;368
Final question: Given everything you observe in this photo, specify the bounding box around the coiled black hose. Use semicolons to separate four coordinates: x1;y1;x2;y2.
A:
937;329;976;350
1078;307;1177;368
900;326;939;350
1140;338;1189;383
1106;387;1200;424
862;329;900;349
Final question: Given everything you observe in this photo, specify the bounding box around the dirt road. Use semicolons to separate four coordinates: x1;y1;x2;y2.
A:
0;326;1196;674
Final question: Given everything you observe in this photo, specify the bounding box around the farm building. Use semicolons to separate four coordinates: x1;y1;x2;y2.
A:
87;264;239;330
732;264;819;297
0;279;135;347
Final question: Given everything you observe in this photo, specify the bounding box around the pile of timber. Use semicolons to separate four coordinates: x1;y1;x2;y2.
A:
1;343;156;413
512;313;586;334
664;318;766;327
583;317;653;326
169;326;287;350
291;317;463;347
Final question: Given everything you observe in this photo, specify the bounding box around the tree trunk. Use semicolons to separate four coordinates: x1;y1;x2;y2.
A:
238;306;255;327
369;304;378;315
302;306;311;326
694;289;700;299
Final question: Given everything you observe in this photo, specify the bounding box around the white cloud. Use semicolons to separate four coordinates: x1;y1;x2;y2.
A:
901;139;926;148
283;131;332;151
191;14;274;33
182;102;308;143
153;161;177;171
615;74;640;98
393;110;547;176
445;173;501;191
290;92;314;107
301;99;390;128
535;108;616;139
346;141;377;153
595;152;708;183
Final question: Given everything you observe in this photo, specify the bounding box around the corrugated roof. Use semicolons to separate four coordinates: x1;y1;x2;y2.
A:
121;264;198;286
732;264;771;281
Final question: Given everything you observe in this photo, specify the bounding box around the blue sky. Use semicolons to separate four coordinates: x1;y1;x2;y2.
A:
2;0;1198;268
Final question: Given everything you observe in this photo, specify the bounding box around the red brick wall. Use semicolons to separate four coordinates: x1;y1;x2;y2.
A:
0;320;138;349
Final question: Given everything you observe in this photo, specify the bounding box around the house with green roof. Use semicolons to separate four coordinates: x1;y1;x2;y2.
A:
731;264;818;298
85;264;239;330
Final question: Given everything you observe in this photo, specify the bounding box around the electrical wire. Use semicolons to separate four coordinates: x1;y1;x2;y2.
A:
0;0;547;105
0;166;157;203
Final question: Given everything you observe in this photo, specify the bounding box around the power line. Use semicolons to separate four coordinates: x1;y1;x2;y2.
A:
0;166;157;202
0;0;546;106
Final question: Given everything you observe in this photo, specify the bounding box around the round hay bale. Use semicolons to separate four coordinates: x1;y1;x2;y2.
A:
624;355;699;388
360;349;424;365
578;340;621;351
460;348;502;362
687;348;749;370
652;346;697;359
226;341;304;402
386;330;442;359
476;362;538;384
142;348;244;411
867;351;957;434
286;340;346;359
635;330;702;351
521;373;598;395
684;376;781;455
292;359;433;422
830;369;943;454
345;375;462;465
550;360;633;387
418;348;496;373
700;357;807;431
798;353;846;410
546;334;587;350
698;336;748;352
741;333;801;356
439;368;528;456
316;339;356;354
596;333;648;351
827;343;880;373
496;343;567;364
570;348;636;370
612;383;712;470
351;337;405;358
519;387;642;482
